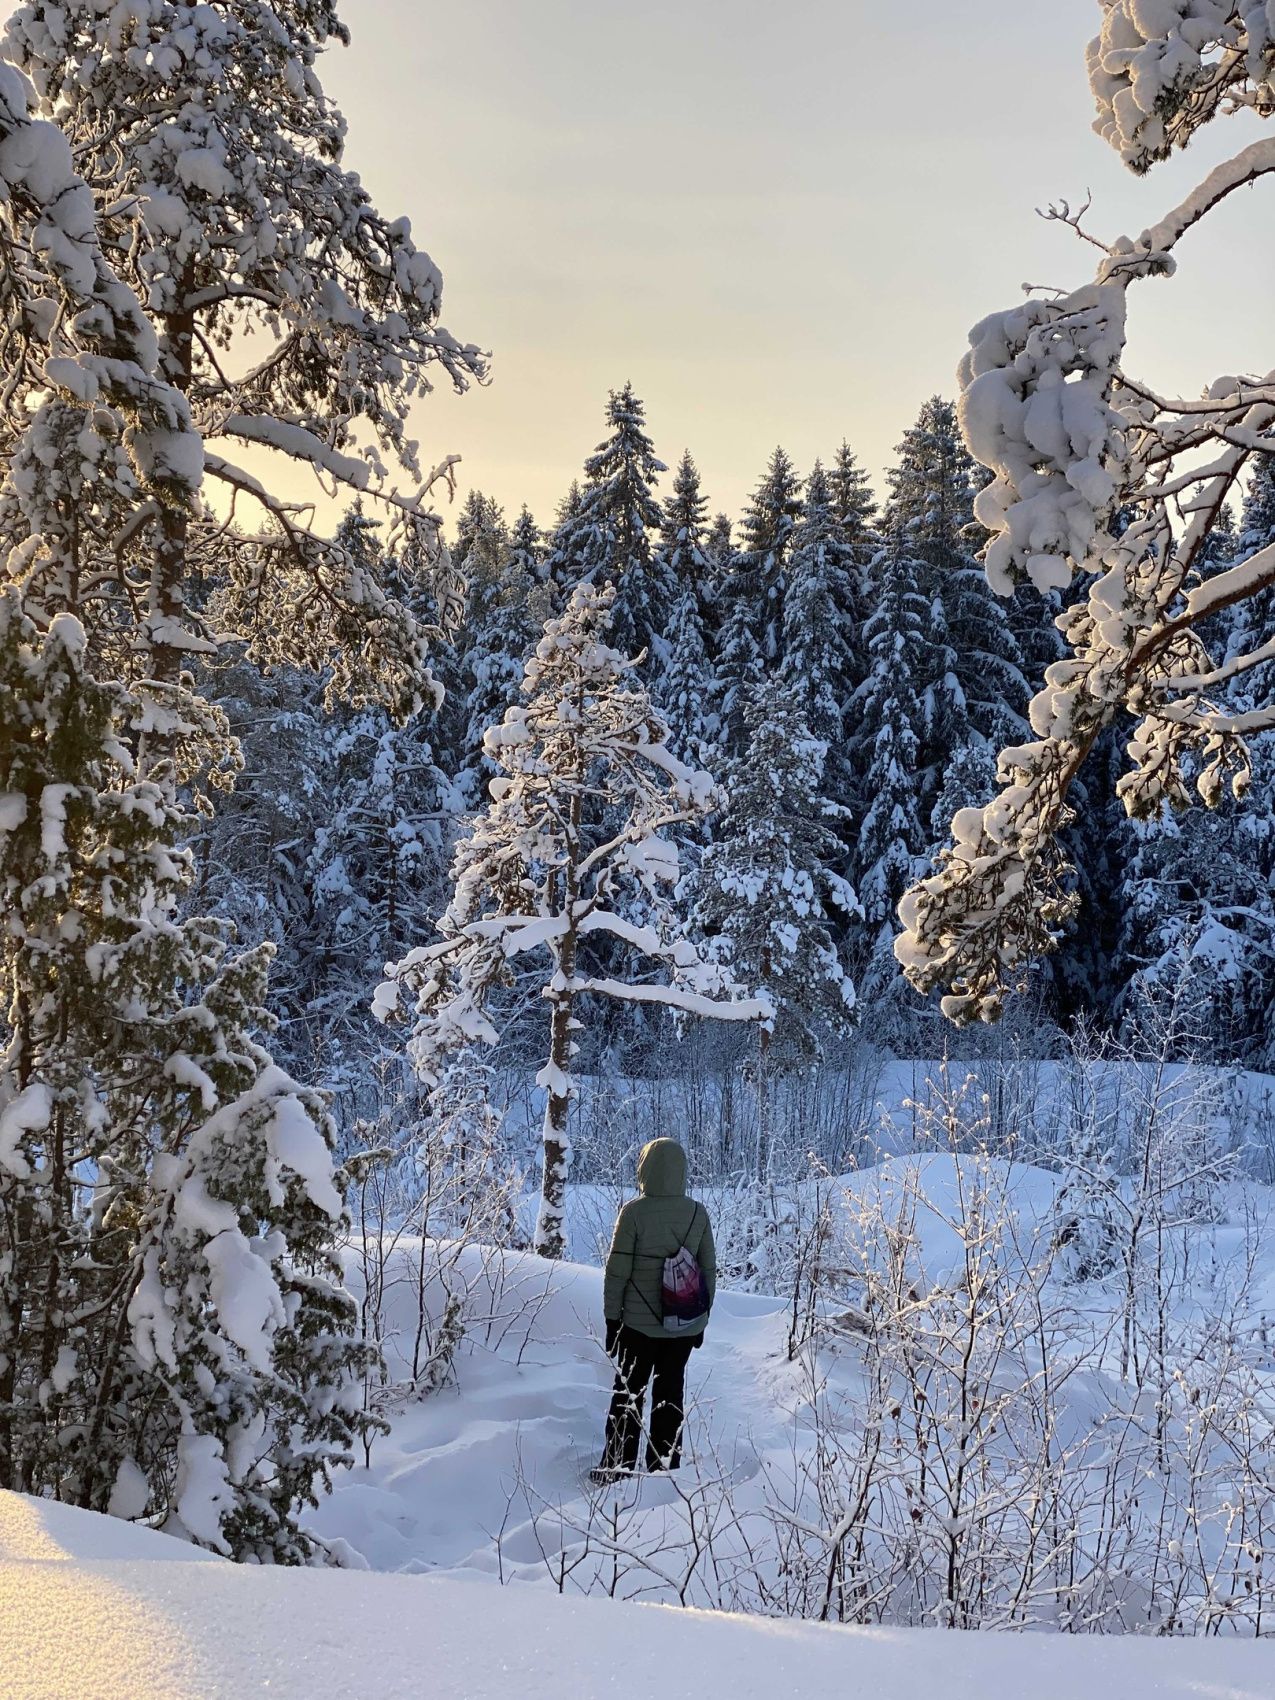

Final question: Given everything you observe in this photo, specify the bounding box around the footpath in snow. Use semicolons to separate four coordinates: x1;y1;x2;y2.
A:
2;1490;1274;1700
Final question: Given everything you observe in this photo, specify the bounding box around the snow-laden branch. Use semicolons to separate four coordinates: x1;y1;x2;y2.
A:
897;11;1275;1024
217;414;371;492
1136;137;1275;256
567;975;775;1024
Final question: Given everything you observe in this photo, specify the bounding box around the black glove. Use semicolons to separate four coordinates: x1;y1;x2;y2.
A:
605;1319;621;1356
691;1330;705;1349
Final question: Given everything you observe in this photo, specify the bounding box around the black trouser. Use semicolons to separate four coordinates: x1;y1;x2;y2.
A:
601;1325;695;1473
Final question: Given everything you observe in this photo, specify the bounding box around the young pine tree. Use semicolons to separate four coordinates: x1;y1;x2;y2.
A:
376;583;768;1258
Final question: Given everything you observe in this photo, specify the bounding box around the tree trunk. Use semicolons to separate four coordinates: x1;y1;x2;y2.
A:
535;957;575;1260
535;780;582;1260
757;1024;772;1183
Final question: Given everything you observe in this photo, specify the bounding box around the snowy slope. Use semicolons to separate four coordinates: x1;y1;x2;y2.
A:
3;1489;1274;1700
314;1155;1275;1589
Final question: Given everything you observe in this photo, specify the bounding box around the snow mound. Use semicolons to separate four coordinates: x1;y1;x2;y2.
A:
1;1489;1272;1700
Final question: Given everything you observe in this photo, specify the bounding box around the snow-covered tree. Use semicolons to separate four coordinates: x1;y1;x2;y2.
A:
1114;790;1275;1064
886;397;1027;766
0;589;370;1555
716;447;804;744
1053;1113;1122;1283
376;583;768;1258
687;678;857;1172
829;439;878;552
656;453;716;761
4;0;484;712
308;708;456;1026
781;461;863;748
562;383;668;660
543;480;588;605
851;542;931;936
1224;459;1275;715
452;489;510;653
898;6;1275;1021
462;505;547;779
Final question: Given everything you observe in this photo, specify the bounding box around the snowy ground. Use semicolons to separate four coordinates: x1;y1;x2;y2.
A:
318;1155;1275;1605
5;1155;1275;1695
3;1490;1274;1700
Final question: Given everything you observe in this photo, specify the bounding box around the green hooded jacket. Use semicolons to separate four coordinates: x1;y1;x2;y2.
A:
603;1139;716;1340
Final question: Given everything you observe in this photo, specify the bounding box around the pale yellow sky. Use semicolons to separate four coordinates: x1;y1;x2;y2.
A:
319;0;1272;533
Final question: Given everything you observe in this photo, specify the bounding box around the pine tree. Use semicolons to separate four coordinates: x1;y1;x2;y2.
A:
377;583;767;1258
686;679;857;1175
5;0;485;713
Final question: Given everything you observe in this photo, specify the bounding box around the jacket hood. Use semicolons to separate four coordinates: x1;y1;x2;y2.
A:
636;1138;687;1199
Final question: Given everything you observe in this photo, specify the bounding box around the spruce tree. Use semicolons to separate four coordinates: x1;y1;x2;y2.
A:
717;448;804;745
887;399;1028;771
569;383;668;660
453;490;509;635
462;505;547;781
828;438;879;613
542;480;589;608
781;461;862;748
656;453;716;761
0;590;371;1555
850;542;931;940
686;679;857;1175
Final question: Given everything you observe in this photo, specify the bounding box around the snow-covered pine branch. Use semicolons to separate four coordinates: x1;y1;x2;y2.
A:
3;0;486;715
895;3;1275;1024
376;581;769;1258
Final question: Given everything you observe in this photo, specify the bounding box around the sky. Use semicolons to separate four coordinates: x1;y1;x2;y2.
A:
324;0;1273;533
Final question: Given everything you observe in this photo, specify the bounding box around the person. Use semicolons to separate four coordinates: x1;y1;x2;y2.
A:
591;1137;716;1483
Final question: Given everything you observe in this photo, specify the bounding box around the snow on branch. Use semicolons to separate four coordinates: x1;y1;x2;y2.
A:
897;5;1275;1022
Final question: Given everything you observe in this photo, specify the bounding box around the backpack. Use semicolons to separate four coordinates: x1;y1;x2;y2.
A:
660;1204;710;1333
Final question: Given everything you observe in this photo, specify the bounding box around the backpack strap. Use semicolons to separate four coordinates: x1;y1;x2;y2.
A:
623;1200;703;1326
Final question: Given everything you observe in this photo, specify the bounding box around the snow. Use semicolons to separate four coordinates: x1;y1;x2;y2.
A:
4;1499;1269;1700
4;1209;1275;1699
0;1081;50;1178
263;1081;344;1220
